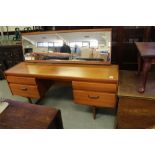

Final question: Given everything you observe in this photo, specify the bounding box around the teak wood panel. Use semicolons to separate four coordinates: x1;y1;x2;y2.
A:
9;83;40;98
72;81;117;93
8;78;52;99
5;62;118;83
7;76;36;85
73;90;116;108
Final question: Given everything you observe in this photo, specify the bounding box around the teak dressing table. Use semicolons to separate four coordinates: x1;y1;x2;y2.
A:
5;61;118;119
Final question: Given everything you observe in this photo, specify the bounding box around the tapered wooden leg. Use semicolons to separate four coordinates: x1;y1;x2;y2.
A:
138;58;152;93
92;106;96;119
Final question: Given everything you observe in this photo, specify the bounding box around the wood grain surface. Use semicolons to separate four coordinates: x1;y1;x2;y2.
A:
5;62;118;83
0;100;63;129
72;81;117;93
117;97;155;129
73;90;116;108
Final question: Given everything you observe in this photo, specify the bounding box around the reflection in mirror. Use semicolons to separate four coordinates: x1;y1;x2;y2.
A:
22;29;111;63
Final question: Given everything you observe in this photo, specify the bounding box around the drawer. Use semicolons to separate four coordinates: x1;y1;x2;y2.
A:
9;83;40;98
73;90;116;108
7;76;36;85
72;81;117;93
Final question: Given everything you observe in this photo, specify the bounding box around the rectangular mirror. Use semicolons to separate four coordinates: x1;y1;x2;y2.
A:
22;28;112;64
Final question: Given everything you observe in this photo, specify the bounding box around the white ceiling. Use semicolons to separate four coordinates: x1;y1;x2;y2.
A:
22;31;111;45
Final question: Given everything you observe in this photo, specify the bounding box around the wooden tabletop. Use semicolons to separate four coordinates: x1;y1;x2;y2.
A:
0;100;63;129
135;42;155;57
5;62;119;83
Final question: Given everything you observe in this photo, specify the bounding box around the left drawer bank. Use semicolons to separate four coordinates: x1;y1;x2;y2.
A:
6;76;52;99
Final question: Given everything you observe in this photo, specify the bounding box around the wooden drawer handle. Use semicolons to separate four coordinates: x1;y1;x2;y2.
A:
88;95;99;99
20;87;28;91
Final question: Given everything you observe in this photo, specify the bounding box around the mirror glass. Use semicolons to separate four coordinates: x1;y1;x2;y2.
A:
22;29;111;63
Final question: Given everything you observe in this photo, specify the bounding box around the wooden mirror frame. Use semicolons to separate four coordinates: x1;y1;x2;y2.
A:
21;28;112;65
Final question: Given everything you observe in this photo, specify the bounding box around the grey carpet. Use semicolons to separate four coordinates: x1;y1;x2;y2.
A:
0;80;116;129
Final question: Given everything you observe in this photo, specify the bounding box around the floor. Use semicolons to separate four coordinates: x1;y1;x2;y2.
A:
0;80;116;129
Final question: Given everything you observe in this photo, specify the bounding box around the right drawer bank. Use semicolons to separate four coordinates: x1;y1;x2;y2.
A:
72;81;118;108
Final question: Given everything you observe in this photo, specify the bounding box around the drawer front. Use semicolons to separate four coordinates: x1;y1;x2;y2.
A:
72;81;117;93
73;90;116;108
7;76;36;85
9;83;40;98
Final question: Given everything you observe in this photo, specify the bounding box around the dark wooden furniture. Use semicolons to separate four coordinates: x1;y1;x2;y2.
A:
0;45;24;79
116;97;155;129
135;42;155;93
111;27;152;70
5;61;119;119
0;63;5;79
0;100;63;129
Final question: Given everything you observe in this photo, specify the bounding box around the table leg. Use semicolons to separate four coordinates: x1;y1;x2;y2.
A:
137;54;143;75
138;58;152;93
